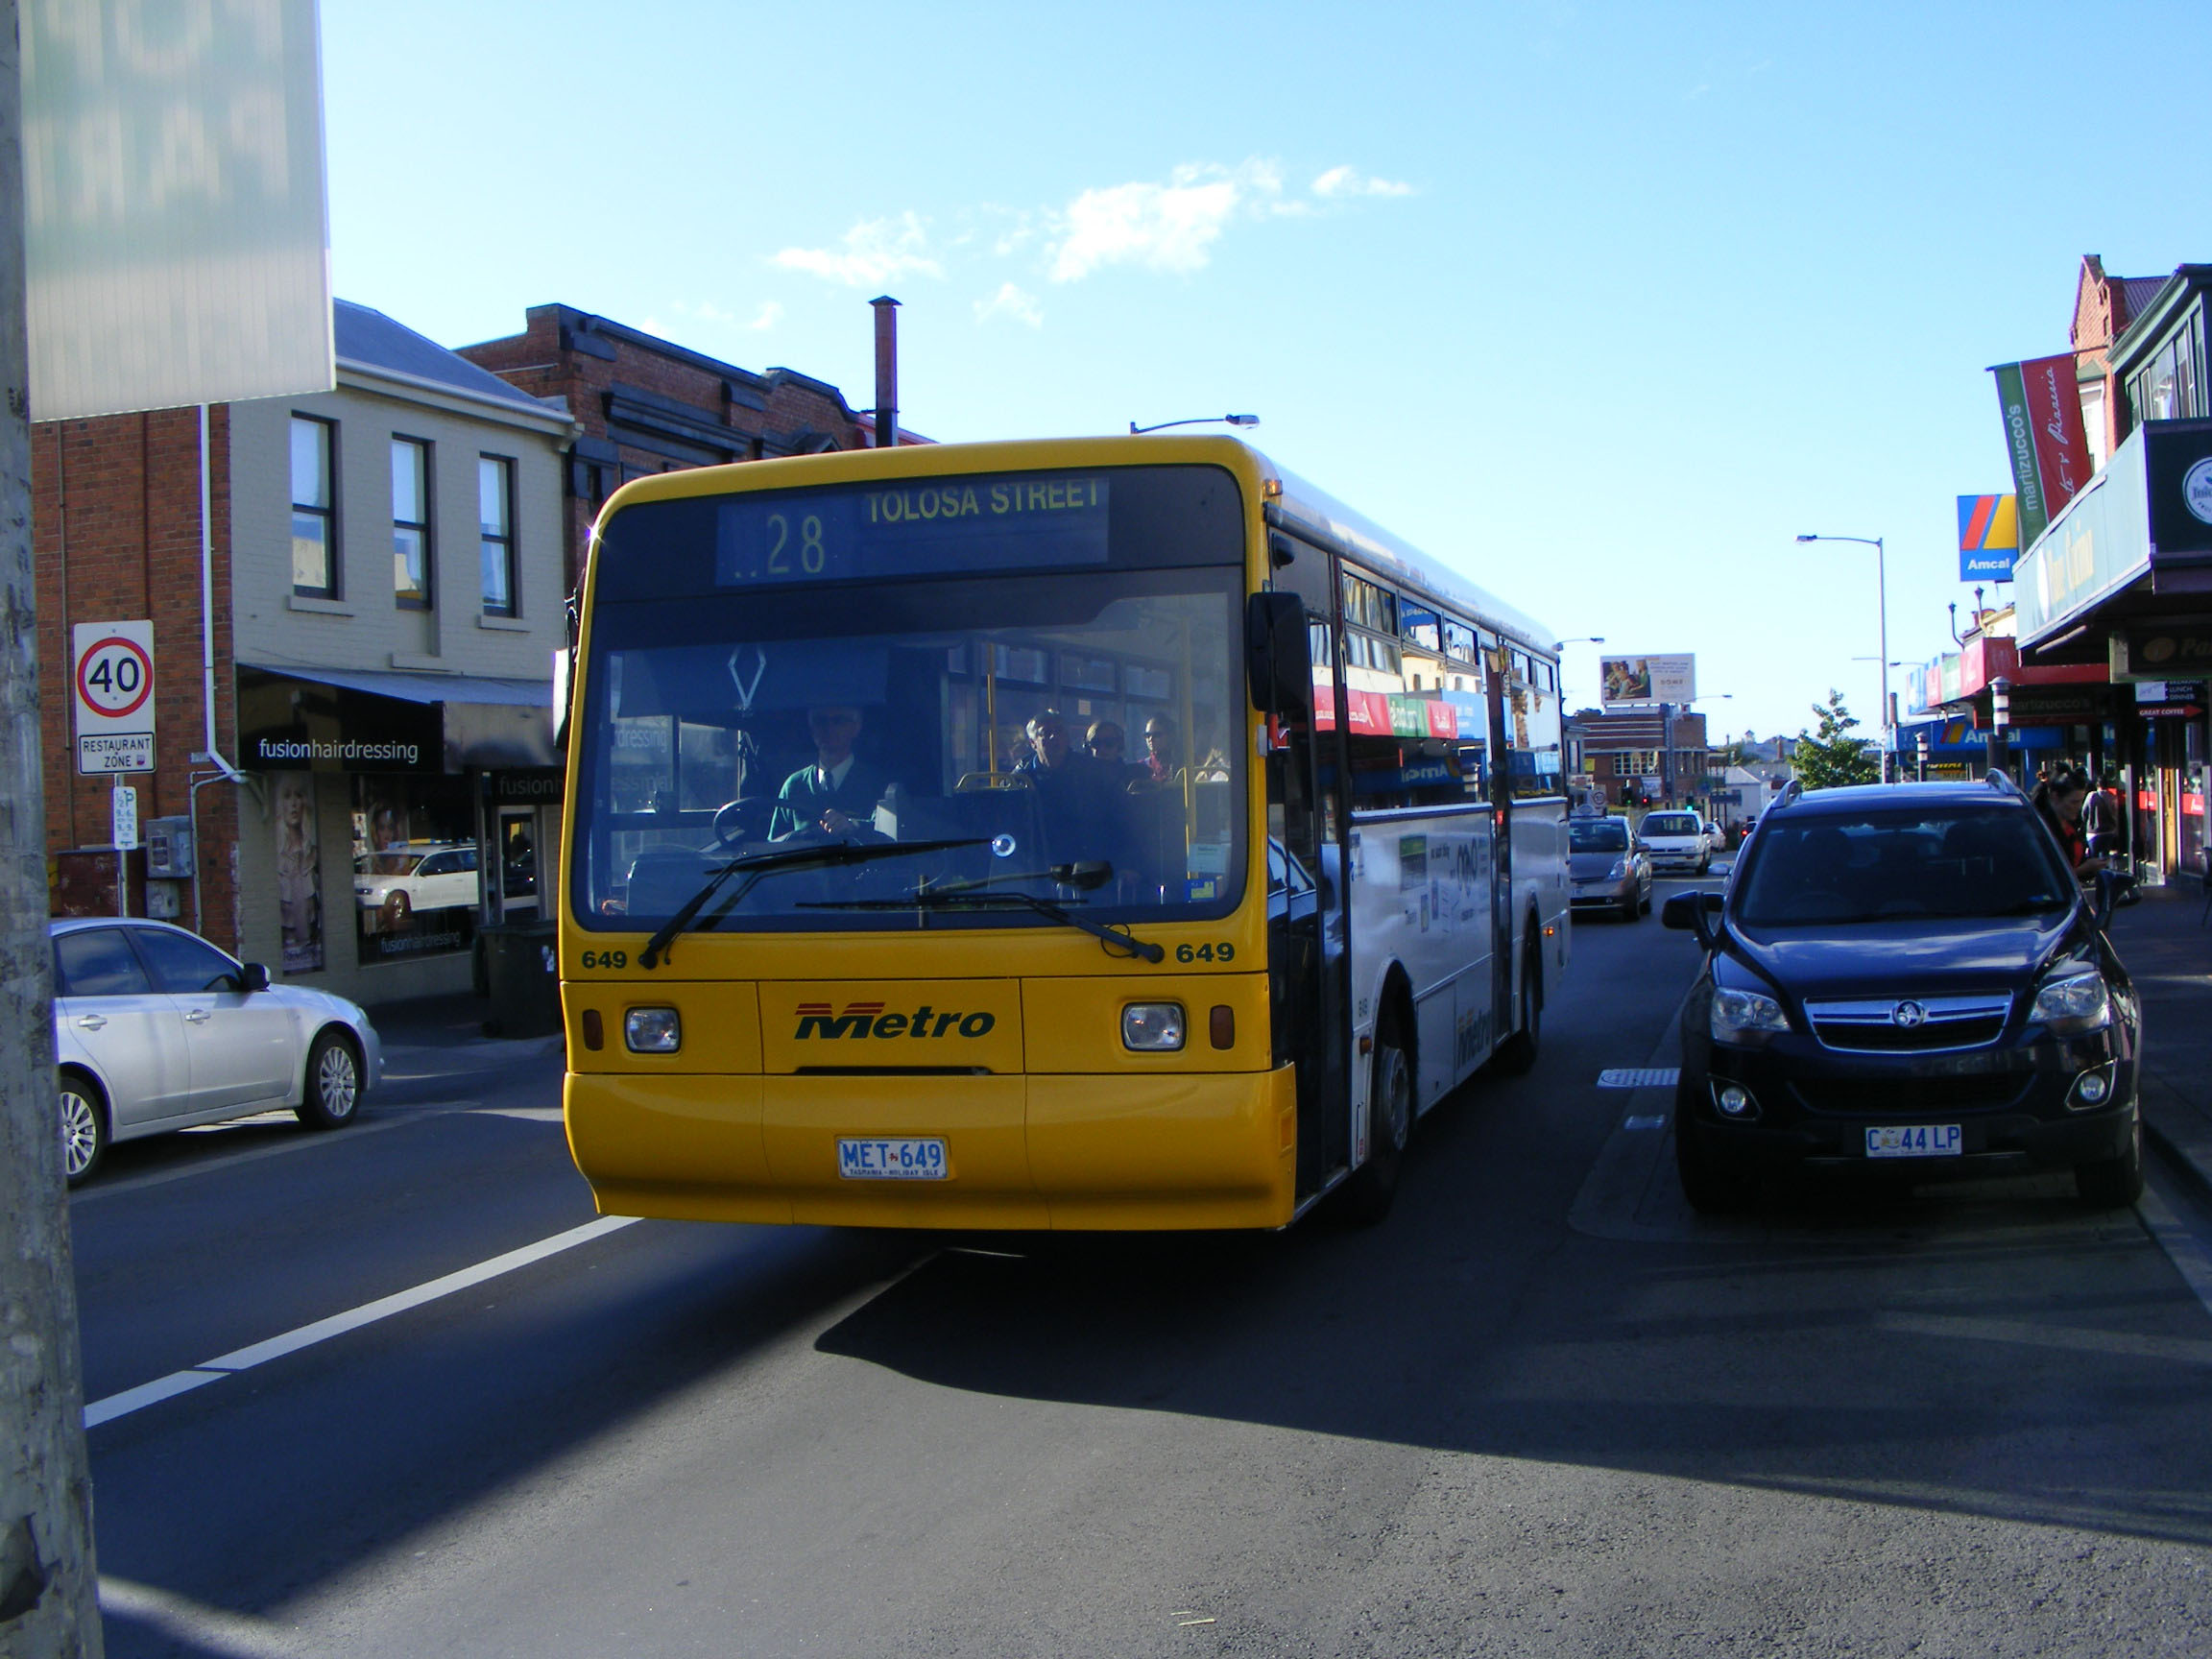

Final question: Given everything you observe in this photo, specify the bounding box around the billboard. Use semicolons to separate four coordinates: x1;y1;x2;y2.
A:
1599;654;1695;708
24;0;334;420
1957;493;2020;581
1991;356;2090;551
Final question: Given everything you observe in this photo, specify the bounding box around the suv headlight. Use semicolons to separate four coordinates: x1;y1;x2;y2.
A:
1711;986;1790;1045
2032;973;2111;1034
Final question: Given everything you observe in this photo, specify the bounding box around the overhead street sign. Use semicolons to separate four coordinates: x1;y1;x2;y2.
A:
73;620;156;774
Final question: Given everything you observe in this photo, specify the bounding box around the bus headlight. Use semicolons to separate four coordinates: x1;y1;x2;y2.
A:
1121;1002;1186;1051
625;1007;683;1053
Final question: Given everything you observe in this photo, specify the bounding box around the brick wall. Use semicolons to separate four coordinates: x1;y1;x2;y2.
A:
458;304;874;590
31;407;243;950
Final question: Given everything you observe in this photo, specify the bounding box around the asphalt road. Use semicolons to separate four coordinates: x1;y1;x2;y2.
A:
73;881;2212;1657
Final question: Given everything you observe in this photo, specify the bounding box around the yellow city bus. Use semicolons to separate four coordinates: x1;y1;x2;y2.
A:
559;436;1570;1229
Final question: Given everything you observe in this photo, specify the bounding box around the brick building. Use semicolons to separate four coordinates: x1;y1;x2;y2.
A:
1567;707;1710;808
34;301;577;1004
456;304;903;592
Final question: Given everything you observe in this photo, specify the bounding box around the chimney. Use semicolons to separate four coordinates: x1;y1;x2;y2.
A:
871;296;900;447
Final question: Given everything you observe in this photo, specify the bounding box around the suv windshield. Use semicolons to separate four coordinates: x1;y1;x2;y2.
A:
571;465;1247;933
1732;805;2075;926
1569;818;1628;853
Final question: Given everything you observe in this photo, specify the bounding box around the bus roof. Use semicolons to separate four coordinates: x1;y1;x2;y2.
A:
589;433;1559;656
1259;453;1559;660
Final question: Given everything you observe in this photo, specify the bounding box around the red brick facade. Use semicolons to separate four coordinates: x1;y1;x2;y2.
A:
457;304;878;592
31;407;242;949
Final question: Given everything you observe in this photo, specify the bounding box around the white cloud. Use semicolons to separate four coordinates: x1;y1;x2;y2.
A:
774;212;944;287
974;282;1043;328
749;301;782;331
1047;160;1283;283
1311;165;1413;200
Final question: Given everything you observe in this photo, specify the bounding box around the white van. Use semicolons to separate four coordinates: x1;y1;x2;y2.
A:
1636;809;1711;874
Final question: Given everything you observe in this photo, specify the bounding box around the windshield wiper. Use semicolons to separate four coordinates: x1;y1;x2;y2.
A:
637;837;987;969
799;883;1166;963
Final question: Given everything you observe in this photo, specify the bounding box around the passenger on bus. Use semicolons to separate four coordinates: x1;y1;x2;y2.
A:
1086;720;1148;788
1136;715;1180;790
769;705;888;839
1019;710;1127;863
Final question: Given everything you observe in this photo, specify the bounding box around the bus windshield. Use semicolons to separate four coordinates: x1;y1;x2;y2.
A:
572;472;1247;934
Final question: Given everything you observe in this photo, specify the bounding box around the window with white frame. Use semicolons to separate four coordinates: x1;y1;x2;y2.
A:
478;455;517;616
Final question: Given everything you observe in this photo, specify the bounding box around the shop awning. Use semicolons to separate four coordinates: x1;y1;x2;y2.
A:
238;662;560;773
238;662;551;707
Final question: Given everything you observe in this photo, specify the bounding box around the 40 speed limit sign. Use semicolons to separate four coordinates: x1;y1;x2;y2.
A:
73;620;156;775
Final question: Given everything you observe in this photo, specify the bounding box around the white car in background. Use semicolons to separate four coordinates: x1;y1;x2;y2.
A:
1636;809;1713;875
1701;819;1729;857
51;918;383;1185
355;841;481;926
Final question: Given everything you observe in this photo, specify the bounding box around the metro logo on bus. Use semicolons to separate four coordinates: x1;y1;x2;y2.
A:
794;1001;998;1040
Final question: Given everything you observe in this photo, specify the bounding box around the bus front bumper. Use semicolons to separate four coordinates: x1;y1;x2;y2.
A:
565;1066;1299;1231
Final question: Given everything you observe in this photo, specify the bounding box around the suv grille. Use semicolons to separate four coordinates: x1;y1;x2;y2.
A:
1790;1074;2028;1115
1804;995;2010;1053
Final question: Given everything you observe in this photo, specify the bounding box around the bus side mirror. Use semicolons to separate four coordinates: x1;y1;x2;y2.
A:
1246;591;1312;722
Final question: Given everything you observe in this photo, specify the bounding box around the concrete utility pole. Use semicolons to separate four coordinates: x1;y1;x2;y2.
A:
0;0;107;1649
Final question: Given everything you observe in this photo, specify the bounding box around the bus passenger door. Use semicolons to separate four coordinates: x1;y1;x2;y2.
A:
1267;612;1349;1199
1484;651;1516;1044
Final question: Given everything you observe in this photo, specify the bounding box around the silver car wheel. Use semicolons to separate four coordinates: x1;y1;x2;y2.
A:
60;1084;103;1180
317;1043;359;1119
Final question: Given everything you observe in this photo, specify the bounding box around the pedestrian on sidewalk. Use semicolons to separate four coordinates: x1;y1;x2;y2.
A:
2032;767;2106;883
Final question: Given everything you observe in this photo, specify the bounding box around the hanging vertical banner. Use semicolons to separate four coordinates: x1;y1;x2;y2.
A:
22;0;334;421
1991;355;2090;554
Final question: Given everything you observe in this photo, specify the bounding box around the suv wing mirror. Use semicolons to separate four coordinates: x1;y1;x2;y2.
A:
1660;890;1722;949
2092;867;2135;930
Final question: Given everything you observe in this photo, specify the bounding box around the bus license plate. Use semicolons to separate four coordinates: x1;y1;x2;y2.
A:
1865;1124;1961;1159
838;1137;949;1180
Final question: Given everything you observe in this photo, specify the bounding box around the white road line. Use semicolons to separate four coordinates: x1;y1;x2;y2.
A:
84;1215;638;1429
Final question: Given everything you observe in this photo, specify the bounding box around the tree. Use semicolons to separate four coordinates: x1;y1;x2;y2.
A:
1792;690;1880;790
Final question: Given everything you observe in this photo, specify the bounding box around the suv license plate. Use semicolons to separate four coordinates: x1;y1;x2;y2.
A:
838;1137;949;1180
1865;1124;1962;1159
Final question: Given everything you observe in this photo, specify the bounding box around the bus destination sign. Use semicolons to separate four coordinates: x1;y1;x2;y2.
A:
716;472;1111;587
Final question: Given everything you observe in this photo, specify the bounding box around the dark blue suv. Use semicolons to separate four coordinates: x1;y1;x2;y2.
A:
1662;777;2143;1211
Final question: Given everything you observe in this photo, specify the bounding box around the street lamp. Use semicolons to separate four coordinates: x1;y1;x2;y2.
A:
1797;534;1891;782
1129;414;1260;435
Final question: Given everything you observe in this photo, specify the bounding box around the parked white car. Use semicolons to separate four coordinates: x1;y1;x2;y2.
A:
355;841;481;926
1636;809;1713;875
1701;819;1729;857
52;918;383;1185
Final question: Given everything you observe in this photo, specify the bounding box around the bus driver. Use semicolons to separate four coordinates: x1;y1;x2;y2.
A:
770;705;887;839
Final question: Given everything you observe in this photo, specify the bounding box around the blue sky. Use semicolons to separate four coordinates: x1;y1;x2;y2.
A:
323;0;2210;741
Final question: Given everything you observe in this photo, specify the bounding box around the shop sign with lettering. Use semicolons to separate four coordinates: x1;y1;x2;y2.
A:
2146;420;2212;559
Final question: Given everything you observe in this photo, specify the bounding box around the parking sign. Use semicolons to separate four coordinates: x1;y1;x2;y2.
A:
74;620;156;774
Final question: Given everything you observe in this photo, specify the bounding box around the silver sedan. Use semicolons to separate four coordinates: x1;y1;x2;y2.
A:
51;918;384;1186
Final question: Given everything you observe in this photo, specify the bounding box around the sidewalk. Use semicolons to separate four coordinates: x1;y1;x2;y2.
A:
2107;884;2212;1194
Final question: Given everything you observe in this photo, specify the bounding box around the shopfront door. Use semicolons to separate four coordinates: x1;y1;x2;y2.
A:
497;807;540;919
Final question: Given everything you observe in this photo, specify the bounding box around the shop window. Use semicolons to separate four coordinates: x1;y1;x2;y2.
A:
291;416;337;597
352;777;479;963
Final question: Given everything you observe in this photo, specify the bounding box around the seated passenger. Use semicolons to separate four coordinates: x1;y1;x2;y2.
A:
770;705;887;839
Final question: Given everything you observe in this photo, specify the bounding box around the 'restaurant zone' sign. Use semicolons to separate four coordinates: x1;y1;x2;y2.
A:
73;620;156;774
